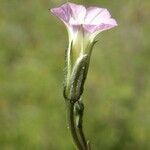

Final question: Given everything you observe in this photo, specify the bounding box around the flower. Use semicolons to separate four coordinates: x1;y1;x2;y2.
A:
50;2;117;43
50;2;118;101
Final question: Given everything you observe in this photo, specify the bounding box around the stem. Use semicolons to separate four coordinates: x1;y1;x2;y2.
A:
78;121;87;149
75;101;90;150
67;101;84;150
76;102;87;148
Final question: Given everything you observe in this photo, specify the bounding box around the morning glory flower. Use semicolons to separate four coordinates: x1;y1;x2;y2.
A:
50;2;118;101
51;2;117;43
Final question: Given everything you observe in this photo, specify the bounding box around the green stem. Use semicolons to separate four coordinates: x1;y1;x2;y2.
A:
75;101;90;150
67;101;84;150
78;122;87;149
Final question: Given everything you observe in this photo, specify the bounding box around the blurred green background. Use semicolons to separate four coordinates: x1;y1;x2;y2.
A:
0;0;150;149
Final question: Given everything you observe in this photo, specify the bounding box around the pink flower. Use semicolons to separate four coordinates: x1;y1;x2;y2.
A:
50;2;117;41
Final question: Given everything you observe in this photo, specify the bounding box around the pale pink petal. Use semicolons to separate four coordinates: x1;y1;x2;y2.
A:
84;7;117;33
50;3;71;25
84;18;118;33
85;7;111;24
50;3;86;26
50;3;118;37
67;3;86;24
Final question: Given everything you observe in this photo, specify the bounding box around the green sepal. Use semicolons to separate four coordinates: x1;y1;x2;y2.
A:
63;40;97;102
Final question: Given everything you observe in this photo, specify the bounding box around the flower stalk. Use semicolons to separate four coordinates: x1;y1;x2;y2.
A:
67;100;84;150
75;100;89;149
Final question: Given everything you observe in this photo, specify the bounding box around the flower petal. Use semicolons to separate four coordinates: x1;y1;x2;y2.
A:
50;3;118;40
84;18;117;33
67;3;86;24
50;3;86;25
50;3;71;25
85;7;111;24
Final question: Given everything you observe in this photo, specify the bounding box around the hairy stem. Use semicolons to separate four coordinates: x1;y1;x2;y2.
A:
75;101;90;150
67;101;84;150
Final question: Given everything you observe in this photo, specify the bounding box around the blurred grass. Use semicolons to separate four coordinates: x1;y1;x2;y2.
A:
0;0;150;149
